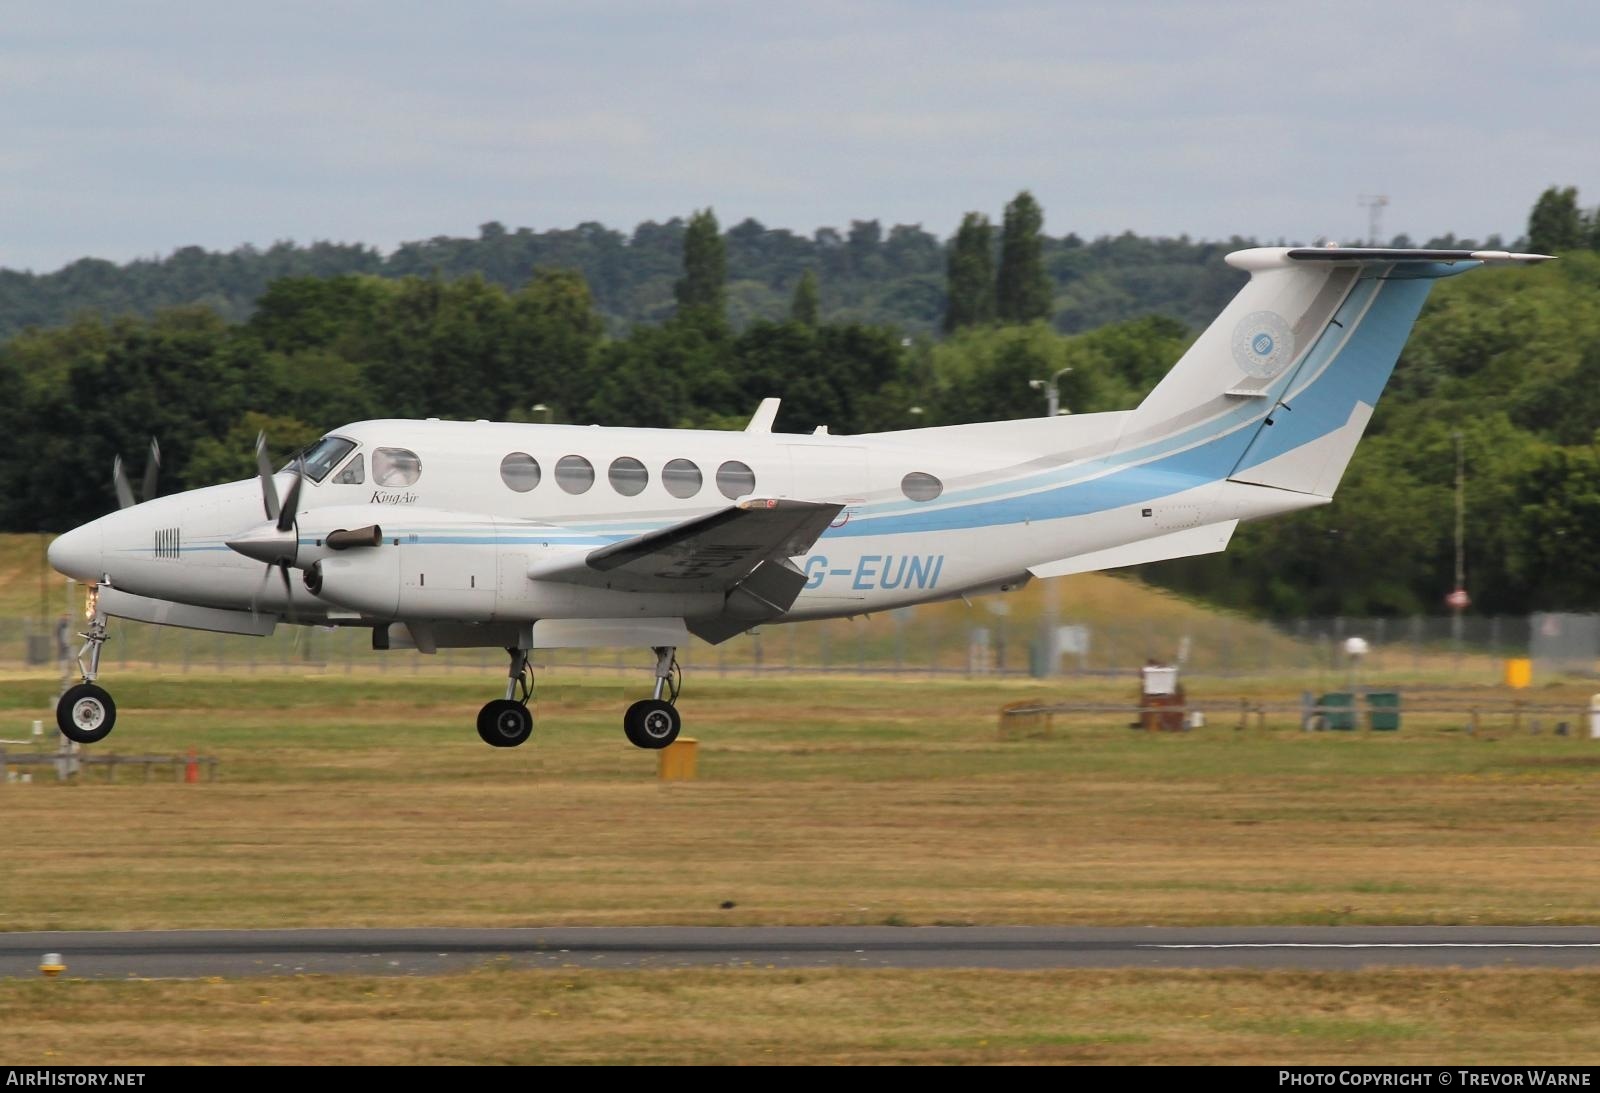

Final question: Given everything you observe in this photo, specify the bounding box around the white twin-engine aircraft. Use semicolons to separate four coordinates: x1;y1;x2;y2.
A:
47;246;1548;750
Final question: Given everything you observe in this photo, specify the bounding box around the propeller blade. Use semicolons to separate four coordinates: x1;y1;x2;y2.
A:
112;455;136;510
277;457;304;534
140;437;161;503
248;563;274;622
278;562;296;623
247;562;298;625
254;431;280;522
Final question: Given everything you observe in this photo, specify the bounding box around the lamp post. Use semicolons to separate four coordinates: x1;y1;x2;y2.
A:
1025;367;1072;678
1028;366;1073;418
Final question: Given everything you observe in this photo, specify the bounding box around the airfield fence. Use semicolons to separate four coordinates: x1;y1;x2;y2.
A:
0;610;1590;681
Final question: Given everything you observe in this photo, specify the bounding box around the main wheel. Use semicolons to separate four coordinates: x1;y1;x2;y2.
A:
57;683;116;745
623;699;681;749
476;700;533;748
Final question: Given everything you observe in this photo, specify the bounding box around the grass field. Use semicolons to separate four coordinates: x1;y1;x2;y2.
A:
4;966;1599;1065
4;669;1599;1065
3;671;1598;930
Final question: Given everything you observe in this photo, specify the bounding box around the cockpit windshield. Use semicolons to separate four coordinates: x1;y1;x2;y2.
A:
286;436;358;483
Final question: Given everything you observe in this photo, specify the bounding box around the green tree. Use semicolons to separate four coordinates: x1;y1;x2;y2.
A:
674;208;726;326
790;270;820;326
1527;186;1583;253
997;191;1052;323
943;213;995;333
35;308;250;529
507;269;605;421
1500;445;1600;608
183;411;324;489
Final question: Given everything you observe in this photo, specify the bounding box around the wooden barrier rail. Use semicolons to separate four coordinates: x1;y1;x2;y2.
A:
998;699;1599;736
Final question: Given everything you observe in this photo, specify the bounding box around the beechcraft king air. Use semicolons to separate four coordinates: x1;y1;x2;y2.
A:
47;246;1549;750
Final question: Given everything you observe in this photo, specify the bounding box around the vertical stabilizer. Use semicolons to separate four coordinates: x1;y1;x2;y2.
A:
1121;247;1550;500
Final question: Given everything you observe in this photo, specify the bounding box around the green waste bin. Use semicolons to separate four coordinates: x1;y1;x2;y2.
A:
1366;691;1401;731
1314;692;1357;731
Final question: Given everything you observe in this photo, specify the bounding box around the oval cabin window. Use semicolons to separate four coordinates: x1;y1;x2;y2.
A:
901;471;943;502
662;458;702;498
555;454;595;494
716;460;756;499
608;456;649;497
372;447;422;487
500;452;541;492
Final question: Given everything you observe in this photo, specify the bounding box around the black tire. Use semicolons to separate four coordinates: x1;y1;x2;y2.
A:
57;683;116;745
623;698;681;749
476;700;533;748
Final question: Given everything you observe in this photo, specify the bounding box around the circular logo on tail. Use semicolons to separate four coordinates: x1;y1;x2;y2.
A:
1232;311;1294;379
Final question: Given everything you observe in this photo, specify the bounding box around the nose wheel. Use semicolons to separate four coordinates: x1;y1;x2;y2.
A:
57;682;117;744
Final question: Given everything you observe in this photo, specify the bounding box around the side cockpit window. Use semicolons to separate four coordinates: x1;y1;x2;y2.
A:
294;436;357;483
372;447;422;487
331;453;365;485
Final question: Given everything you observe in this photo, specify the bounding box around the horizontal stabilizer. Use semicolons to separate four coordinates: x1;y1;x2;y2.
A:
1284;247;1553;266
1028;521;1238;580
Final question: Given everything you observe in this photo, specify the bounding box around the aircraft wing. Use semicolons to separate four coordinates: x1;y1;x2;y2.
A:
527;499;842;596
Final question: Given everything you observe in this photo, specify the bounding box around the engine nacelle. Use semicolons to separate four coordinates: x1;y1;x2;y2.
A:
304;552;400;617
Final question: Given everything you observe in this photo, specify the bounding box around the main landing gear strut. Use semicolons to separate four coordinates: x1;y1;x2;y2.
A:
476;647;535;747
622;646;682;750
56;609;117;745
473;644;683;750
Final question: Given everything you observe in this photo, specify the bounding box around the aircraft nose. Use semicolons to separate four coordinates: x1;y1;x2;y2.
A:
48;522;105;582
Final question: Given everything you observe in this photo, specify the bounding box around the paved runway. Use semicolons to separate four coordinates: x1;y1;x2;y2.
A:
3;926;1599;979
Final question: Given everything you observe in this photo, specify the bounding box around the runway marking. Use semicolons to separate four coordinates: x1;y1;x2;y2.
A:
1147;943;1600;950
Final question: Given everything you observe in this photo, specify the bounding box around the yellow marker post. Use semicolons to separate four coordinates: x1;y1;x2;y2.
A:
658;738;698;781
39;953;65;978
1505;658;1532;689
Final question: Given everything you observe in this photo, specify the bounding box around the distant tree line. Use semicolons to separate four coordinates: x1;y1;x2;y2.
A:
5;195;1506;344
1525;185;1600;255
1;189;1594;619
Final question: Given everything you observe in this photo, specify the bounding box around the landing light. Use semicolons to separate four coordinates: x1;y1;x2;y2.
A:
84;584;99;621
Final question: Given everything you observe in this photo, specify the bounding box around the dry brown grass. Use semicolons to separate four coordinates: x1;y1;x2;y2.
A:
3;673;1599;930
4;966;1600;1065
5;672;1599;1065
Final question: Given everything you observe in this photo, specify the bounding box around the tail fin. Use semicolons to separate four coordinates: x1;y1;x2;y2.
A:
1123;247;1550;498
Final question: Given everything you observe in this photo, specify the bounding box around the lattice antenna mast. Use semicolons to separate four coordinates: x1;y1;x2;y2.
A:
1358;194;1389;246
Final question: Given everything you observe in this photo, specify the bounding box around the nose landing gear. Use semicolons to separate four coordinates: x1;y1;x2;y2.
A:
55;610;116;745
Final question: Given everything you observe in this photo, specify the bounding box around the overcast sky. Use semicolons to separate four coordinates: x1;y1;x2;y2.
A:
3;1;1596;272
